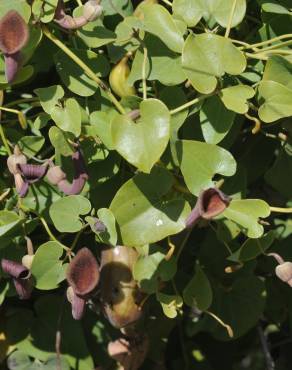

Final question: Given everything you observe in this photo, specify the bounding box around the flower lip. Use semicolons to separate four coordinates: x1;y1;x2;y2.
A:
67;286;86;320
0;10;29;55
18;163;48;183
66;247;100;297
199;188;231;219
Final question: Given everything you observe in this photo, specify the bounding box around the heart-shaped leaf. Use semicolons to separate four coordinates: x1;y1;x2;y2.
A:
49;126;74;157
50;195;91;233
182;33;246;94
86;208;117;246
110;167;190;246
55;48;109;97
200;95;235;144
258;80;292;122
34;85;64;114
156;292;183;318
228;231;275;262
176;140;237;196
31;241;64;290
219;85;255;114
262;55;292;89
18;136;45;157
111;99;170;173
140;4;184;53
51;98;81;137
173;0;246;28
128;34;186;86
221;199;271;238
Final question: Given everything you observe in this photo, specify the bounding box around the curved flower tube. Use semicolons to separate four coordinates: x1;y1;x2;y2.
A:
1;259;32;299
185;188;231;229
54;0;102;30
0;11;29;83
57;149;88;195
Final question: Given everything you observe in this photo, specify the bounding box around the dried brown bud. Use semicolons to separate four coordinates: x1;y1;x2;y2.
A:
0;11;29;55
100;246;144;329
185;188;231;228
66;247;100;297
46;165;66;185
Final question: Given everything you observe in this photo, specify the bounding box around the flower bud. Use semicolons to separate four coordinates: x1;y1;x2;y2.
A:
109;57;136;98
100;246;144;329
46;165;66;185
7;145;27;175
83;0;103;21
275;262;292;287
21;254;34;270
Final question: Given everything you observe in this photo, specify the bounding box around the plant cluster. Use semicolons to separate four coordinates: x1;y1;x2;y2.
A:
0;0;292;369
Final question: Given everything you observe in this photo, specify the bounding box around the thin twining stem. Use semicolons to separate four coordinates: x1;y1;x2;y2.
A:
239;34;292;50
225;0;237;38
270;206;292;214
170;92;215;115
42;25;126;115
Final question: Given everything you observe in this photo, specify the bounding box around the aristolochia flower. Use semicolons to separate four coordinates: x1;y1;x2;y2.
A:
0;10;29;83
1;259;32;299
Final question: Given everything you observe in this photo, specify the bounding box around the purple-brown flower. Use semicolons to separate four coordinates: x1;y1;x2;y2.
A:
1;259;32;299
185;188;231;228
66;247;100;319
0;10;29;83
54;0;102;30
57;149;88;195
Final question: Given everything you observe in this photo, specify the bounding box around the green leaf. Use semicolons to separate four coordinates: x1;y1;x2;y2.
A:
140;4;184;53
183;264;212;311
258;81;292;122
133;251;165;293
110;167;190;246
222;199;271;238
34;85;64;114
111;99;170;173
211;0;247;28
31;241;64;290
17;136;45;157
173;0;246;28
209;277;265;340
200;95;236;144
262;2;291;14
0;211;23;240
74;6;116;48
86;208;117;246
90;110;117;150
176;140;237;196
49;126;74;157
55;49;109;97
128;34;186;86
0;0;31;22
156;292;183;318
182;33;246;94
219;85;255;114
228;231;275;262
262;55;292;89
51;98;81;137
34;113;50;130
7;350;31;370
50;195;91;233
